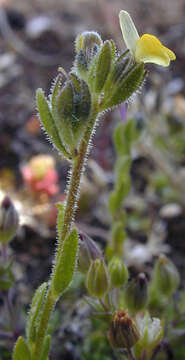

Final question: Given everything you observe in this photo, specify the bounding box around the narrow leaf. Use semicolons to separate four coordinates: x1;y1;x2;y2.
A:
13;337;31;360
56;202;65;241
26;282;47;342
94;40;112;93
114;122;127;156
52;228;79;297
39;335;51;360
51;74;63;110
102;63;145;109
36;89;71;158
54;83;75;154
109;182;130;217
115;156;131;187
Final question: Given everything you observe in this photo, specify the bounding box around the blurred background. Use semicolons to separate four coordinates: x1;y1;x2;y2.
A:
0;0;185;359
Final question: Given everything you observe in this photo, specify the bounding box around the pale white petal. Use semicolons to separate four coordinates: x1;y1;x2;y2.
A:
119;10;140;54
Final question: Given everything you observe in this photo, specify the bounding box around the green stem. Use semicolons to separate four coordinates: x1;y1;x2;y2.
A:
32;95;98;358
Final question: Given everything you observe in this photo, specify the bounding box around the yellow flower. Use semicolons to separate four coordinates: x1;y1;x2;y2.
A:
119;10;176;67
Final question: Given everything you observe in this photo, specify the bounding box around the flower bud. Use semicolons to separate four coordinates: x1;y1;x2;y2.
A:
78;232;102;273
108;256;128;288
109;310;139;349
0;196;19;244
153;255;180;297
86;258;110;298
124;273;148;314
74;31;103;77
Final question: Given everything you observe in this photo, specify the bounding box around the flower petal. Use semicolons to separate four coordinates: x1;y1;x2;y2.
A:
135;34;176;66
119;10;140;54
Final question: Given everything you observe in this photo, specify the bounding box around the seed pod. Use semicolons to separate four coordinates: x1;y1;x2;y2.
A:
108;256;128;288
109;309;139;349
86;258;110;298
153;255;180;297
0;196;19;244
124;273;148;314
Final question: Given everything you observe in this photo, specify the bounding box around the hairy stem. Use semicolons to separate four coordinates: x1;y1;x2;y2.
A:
32;95;98;358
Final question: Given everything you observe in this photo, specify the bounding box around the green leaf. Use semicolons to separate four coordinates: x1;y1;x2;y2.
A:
102;63;145;109
115;156;131;186
94;40;112;93
26;282;47;343
36;89;71;159
70;77;91;145
52;228;79;297
112;221;126;243
109;181;130;217
53;83;75;155
51;74;63;110
39;335;51;360
103;49;130;96
13;337;31;360
114;120;136;156
56;202;65;241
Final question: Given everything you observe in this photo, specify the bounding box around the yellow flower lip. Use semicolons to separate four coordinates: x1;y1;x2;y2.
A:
119;10;176;67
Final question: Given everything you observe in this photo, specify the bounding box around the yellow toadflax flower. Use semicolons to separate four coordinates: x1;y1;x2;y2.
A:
119;10;176;67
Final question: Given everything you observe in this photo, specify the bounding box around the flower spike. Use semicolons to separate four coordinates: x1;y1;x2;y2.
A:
119;10;176;67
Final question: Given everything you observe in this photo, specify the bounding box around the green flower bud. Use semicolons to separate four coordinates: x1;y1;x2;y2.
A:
78;232;102;273
109;310;139;349
0;196;19;244
74;31;103;77
124;273;148;314
108;256;128;288
86;258;110;298
153;255;180;297
75;31;102;53
134;311;164;359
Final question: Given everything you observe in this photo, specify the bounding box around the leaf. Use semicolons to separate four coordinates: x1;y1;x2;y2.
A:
52;228;79;297
114;120;136;156
39;335;51;360
36;89;71;158
109;182;130;217
51;74;63;110
102;63;145;109
56;202;65;242
94;40;112;93
53;83;75;155
115;156;131;187
13;337;31;360
26;282;47;343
